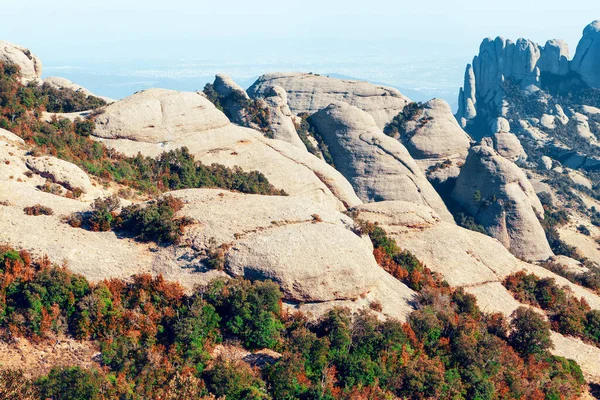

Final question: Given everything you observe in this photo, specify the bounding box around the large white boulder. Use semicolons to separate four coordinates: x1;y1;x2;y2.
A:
451;145;553;260
309;102;454;221
25;156;96;194
247;72;410;128
481;131;527;162
0;40;42;84
401;99;472;160
94;88;230;143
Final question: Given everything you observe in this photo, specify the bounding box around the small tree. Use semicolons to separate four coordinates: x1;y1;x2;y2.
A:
508;307;553;357
88;195;120;232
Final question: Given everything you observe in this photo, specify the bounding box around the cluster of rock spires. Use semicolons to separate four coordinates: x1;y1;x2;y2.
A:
3;26;600;378
456;20;600;134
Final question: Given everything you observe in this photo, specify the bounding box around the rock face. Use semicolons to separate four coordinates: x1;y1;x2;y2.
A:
226;223;380;302
165;188;414;319
538;39;570;76
213;73;248;100
309;102;454;221
457;21;600;136
571;21;600;89
211;73;251;126
247;72;410;129
25;156;96;194
451;145;553;260
94;88;230;143
172;189;406;303
396;99;472;186
400;99;472;160
0;135;148;281
481;131;527;163
255;85;306;149
0;41;42;84
92;88;361;211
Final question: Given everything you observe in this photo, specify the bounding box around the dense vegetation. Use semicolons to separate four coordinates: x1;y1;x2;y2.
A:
119;196;194;244
0;62;284;197
0;239;588;399
203;83;274;138
26;82;107;113
103;147;285;196
68;195;193;244
504;271;600;347
502;79;548;122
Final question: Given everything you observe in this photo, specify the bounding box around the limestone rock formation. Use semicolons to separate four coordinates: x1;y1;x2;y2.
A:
0;40;42;84
451;145;553;260
353;200;600;310
94;88;230;143
247;72;410;129
481;131;527;163
92;88;361;211
491;117;511;133
309;102;454;221
43;76;115;103
226;223;382;302
400;99;472;160
154;189;415;319
540;156;554;170
455;36;571;131
0;129;413;320
396;98;472;186
213;73;248;100
255;85;306;149
0;135;146;281
211;73;252;126
572;112;598;144
25;156;96;194
571;21;600;89
538;39;570;76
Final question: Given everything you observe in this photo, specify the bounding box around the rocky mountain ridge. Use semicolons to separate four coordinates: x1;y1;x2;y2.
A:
3;28;600;390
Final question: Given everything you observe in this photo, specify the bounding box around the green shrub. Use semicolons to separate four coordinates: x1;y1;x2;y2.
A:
206;279;284;350
577;224;591;236
31;82;107;113
119;195;191;244
88;195;120;232
204;358;268;400
509;307;553;357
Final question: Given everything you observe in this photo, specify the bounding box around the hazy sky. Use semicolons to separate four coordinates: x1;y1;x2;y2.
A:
1;1;598;102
